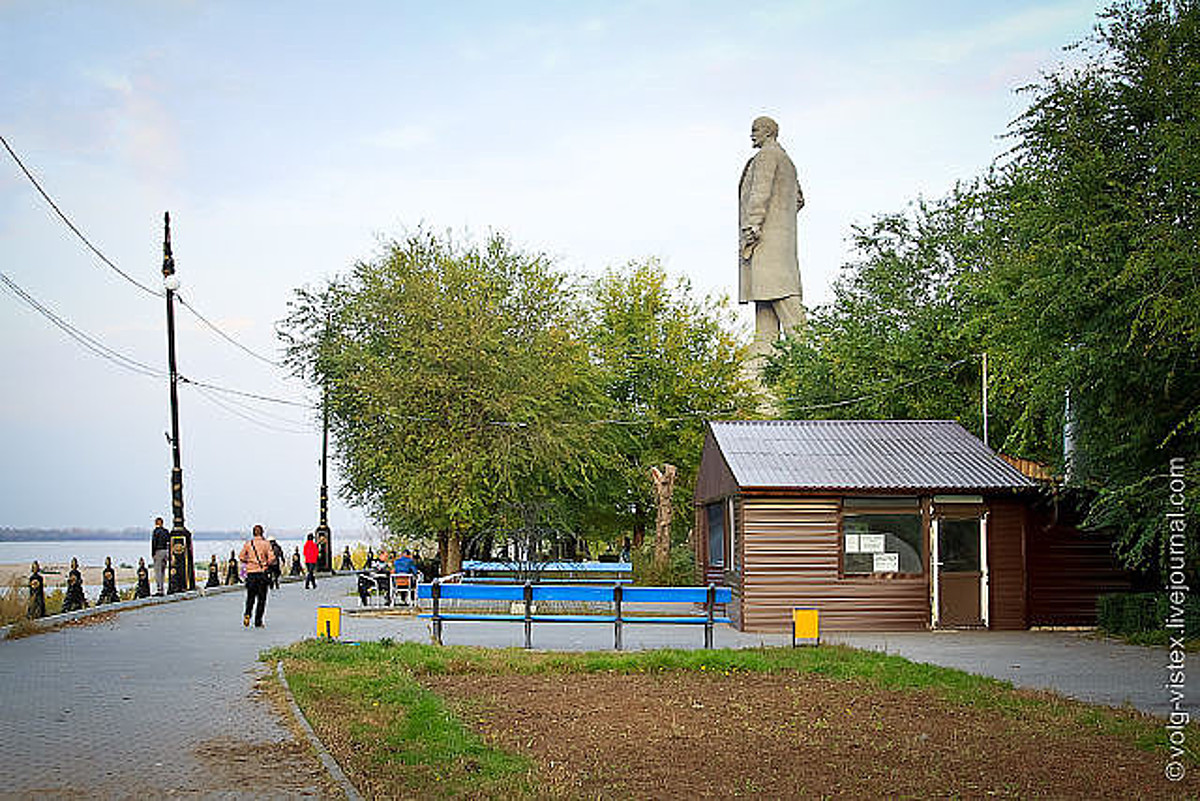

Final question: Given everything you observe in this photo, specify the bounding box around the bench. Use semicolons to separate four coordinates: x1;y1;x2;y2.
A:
461;560;633;584
417;582;733;649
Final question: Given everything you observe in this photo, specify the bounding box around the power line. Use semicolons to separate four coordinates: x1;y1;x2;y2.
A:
3;135;285;368
1;135;163;298
189;383;314;435
175;293;284;367
178;375;316;408
0;270;165;379
783;356;976;412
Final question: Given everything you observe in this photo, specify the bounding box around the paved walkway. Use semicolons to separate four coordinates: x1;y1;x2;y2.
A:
825;630;1186;718
0;576;1185;797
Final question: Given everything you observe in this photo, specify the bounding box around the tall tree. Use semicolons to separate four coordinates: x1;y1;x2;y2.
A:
280;231;604;574
581;259;760;552
765;0;1200;577
981;0;1200;573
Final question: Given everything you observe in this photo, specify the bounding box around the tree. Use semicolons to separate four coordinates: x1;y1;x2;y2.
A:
580;260;760;555
280;231;605;574
764;186;1007;446
765;0;1200;578
980;0;1200;574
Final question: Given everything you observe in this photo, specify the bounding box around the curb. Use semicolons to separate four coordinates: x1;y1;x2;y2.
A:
275;660;363;801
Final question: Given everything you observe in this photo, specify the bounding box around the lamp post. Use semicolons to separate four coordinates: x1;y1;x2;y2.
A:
314;370;334;571
162;212;194;592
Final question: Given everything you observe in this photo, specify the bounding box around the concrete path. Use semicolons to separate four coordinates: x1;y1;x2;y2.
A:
0;575;362;798
0;576;1183;797
825;630;1187;718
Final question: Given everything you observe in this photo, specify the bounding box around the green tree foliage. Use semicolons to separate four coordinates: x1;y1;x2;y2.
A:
280;231;604;573
983;0;1200;575
764;187;1000;443
766;0;1199;577
581;260;760;547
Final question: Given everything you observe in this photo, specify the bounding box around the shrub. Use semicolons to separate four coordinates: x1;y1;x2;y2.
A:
1097;592;1200;636
632;544;697;586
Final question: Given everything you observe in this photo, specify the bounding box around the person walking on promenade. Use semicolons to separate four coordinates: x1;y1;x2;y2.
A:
151;517;170;596
303;533;319;589
268;539;284;589
239;525;276;628
225;549;240;585
340;546;354;571
134;558;151;599
27;561;45;619
96;556;120;605
289;547;302;577
62;557;87;612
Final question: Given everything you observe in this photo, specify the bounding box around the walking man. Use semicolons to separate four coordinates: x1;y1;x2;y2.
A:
151;516;170;596
239;524;277;628
303;533;319;589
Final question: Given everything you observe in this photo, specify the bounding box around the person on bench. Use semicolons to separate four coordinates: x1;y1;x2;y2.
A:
391;549;421;605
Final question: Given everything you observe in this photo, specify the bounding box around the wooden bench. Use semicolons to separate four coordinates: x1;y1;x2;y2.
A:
417;582;733;649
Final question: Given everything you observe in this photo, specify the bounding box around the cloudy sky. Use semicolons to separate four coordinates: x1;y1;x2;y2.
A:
1;1;1104;534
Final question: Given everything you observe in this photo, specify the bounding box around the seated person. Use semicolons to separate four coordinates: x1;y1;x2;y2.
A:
393;549;420;579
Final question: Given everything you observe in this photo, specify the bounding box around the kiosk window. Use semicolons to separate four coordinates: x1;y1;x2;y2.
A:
842;498;923;575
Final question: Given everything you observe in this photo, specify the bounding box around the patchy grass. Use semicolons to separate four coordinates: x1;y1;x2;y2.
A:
270;640;1200;799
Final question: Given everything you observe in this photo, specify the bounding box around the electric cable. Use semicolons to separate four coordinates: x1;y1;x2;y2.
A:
3;135;286;368
783;355;975;411
0;270;165;379
175;293;284;367
1;134;163;298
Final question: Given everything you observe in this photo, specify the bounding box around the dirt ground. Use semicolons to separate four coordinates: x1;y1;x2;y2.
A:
421;671;1197;799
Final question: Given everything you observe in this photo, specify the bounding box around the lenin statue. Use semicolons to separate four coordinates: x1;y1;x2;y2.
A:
738;115;804;364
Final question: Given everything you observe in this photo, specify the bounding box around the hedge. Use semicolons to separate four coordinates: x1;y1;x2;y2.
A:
1097;592;1200;636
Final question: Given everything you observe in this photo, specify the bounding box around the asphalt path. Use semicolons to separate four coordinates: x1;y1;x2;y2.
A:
0;574;1185;797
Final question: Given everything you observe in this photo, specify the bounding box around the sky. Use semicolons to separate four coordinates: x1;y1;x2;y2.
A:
0;0;1106;535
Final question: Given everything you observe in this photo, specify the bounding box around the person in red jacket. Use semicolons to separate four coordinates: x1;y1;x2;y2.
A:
303;532;320;589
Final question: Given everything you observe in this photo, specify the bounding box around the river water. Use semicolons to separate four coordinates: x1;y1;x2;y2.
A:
0;537;370;595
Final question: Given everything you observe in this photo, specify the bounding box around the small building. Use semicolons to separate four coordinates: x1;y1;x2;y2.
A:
693;419;1119;632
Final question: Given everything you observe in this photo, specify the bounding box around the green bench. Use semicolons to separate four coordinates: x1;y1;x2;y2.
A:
417;582;733;649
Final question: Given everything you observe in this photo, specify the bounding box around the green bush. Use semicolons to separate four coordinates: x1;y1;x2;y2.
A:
1097;592;1200;636
631;543;697;586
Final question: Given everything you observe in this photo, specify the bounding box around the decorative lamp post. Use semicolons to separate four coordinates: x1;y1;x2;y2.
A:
162;212;195;592
315;385;333;572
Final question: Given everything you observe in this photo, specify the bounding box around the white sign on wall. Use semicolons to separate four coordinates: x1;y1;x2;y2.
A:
873;552;900;572
844;534;860;553
859;534;885;554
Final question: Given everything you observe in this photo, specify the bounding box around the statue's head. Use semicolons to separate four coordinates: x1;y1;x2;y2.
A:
751;116;779;148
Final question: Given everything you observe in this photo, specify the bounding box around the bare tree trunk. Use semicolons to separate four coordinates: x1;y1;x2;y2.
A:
445;527;464;575
650;464;677;570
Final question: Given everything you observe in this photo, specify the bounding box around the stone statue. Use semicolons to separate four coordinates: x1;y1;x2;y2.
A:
738;115;805;362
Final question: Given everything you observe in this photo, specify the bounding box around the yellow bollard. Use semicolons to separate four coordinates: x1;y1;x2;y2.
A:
792;608;819;647
316;606;341;639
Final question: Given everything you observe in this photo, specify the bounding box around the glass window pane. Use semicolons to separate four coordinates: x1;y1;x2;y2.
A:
843;512;923;574
939;518;980;572
706;503;725;565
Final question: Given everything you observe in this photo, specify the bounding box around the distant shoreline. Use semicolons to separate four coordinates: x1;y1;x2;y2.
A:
0;529;306;542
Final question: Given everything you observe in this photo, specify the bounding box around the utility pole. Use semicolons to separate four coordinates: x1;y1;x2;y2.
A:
314;312;333;572
162;212;194;592
315;388;333;571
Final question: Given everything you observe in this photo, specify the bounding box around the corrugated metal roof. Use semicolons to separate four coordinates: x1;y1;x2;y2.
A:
709;420;1037;491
